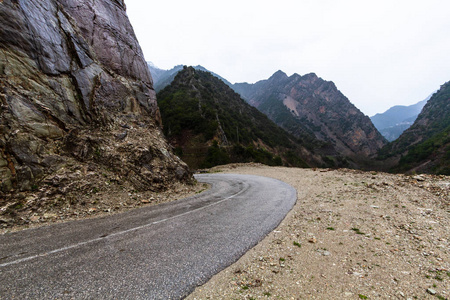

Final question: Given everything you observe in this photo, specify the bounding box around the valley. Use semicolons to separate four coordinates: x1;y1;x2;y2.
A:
0;1;449;299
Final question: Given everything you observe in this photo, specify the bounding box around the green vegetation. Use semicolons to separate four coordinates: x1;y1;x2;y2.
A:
395;126;450;174
293;241;301;247
201;141;230;168
351;228;365;235
378;81;450;175
157;67;311;169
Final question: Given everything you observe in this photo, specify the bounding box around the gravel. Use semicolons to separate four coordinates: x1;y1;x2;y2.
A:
188;164;449;300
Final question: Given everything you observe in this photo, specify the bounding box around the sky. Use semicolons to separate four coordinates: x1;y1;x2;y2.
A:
125;0;450;116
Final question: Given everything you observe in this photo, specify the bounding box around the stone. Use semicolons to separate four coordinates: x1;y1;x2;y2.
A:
317;249;331;256
116;131;128;141
426;288;436;295
43;213;57;219
29;216;40;222
413;175;426;182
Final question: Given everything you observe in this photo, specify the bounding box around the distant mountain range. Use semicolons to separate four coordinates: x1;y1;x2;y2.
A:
370;98;429;141
156;67;323;169
379;82;450;174
150;63;448;174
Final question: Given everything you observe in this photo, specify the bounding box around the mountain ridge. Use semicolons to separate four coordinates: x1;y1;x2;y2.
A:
148;63;232;92
156;66;326;169
231;70;387;167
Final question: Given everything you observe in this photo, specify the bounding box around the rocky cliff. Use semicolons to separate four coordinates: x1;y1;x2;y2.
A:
0;0;191;195
233;71;387;166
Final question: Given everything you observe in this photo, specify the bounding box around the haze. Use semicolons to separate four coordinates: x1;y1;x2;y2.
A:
125;0;450;116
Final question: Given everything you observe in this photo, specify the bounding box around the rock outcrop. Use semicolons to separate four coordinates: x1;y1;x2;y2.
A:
233;71;387;166
0;0;191;194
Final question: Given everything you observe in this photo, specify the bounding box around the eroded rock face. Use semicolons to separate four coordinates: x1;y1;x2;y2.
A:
233;71;387;161
0;0;191;193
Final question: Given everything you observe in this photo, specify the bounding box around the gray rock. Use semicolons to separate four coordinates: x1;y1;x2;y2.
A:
426;288;436;295
116;131;128;141
413;175;426;181
0;0;192;193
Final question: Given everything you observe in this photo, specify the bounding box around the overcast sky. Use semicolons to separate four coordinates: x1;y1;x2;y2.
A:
125;0;450;116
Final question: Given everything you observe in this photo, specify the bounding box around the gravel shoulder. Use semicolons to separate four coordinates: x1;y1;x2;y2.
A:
188;164;449;300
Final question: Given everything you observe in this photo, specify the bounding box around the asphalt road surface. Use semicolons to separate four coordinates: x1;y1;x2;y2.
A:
0;173;297;299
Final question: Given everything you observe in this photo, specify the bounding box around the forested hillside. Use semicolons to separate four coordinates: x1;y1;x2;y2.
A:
157;67;325;169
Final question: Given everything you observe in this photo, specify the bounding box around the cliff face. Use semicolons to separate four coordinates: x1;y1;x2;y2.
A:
233;71;387;164
0;0;191;193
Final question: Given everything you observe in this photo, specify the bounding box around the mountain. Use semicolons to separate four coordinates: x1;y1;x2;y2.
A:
148;63;232;92
371;98;429;141
0;0;191;194
157;67;326;169
379;82;450;174
232;71;387;167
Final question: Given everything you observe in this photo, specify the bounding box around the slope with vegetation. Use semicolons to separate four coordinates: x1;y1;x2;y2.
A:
379;81;450;174
157;67;324;169
371;99;428;141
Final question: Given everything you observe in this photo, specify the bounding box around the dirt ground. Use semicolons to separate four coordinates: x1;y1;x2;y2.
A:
188;164;449;300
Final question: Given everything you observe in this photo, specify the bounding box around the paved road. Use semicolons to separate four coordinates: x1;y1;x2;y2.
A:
0;173;296;299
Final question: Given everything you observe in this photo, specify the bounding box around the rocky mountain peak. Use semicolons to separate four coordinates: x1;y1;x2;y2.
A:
232;70;387;166
270;70;288;80
300;72;319;82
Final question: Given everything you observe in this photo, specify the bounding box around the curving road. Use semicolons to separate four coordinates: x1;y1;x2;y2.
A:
0;173;296;299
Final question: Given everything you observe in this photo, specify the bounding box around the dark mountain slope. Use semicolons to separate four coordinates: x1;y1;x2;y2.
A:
157;67;325;169
379;82;450;174
232;71;387;167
